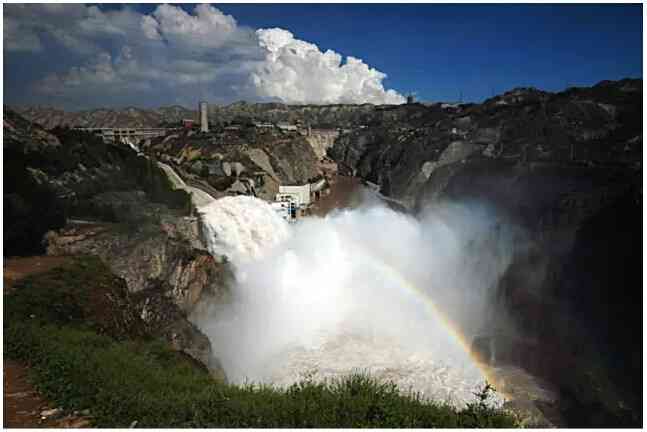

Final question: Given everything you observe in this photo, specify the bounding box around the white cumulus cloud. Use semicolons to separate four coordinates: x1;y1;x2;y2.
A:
4;4;404;108
253;28;405;104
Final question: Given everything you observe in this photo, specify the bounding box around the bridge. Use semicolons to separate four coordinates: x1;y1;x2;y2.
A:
73;127;176;142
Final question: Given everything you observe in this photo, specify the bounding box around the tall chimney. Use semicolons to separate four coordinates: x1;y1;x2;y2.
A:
199;101;209;133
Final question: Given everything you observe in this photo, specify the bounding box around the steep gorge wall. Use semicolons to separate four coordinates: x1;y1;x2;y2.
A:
305;129;340;159
144;127;321;201
328;79;643;426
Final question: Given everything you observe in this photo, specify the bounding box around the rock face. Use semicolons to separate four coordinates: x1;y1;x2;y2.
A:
329;79;642;426
330;79;641;207
5;108;229;379
43;207;232;378
305;128;340;159
144;126;321;200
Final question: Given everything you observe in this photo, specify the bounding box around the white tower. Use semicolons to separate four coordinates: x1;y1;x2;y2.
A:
199;101;209;133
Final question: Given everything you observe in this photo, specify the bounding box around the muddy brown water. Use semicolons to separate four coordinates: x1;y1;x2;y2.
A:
308;175;363;217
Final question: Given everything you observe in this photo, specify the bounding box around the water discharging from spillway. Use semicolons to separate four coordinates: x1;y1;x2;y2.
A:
195;195;514;408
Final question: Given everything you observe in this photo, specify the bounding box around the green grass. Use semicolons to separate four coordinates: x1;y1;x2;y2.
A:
4;256;517;428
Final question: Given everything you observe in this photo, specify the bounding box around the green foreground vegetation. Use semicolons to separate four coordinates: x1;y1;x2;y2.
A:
4;256;517;427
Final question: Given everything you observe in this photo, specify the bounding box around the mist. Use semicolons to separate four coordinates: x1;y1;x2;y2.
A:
193;193;522;407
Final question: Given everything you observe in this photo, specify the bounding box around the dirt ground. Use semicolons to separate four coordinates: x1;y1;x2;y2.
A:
3;256;91;428
3;256;70;293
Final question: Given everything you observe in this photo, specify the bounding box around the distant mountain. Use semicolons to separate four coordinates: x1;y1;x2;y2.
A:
12;79;643;133
12;102;425;130
10;105;196;129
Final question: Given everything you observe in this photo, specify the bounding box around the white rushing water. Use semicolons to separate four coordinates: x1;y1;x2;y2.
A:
196;195;513;408
199;196;290;263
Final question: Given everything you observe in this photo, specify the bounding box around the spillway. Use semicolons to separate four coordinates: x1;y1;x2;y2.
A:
157;161;216;208
196;195;507;409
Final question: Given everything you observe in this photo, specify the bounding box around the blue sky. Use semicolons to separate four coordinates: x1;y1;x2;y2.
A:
213;3;643;102
4;3;643;108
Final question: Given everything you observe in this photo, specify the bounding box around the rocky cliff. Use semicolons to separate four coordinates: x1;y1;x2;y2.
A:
305;129;340;159
143;126;321;200
331;79;641;206
328;78;642;426
44;213;231;379
4;108;230;378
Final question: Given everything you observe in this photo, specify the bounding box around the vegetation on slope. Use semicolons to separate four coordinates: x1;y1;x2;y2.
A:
4;109;193;256
4;256;517;428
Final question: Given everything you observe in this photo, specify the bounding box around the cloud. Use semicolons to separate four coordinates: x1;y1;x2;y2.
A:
253;28;405;105
146;4;239;49
4;4;404;108
3;14;42;52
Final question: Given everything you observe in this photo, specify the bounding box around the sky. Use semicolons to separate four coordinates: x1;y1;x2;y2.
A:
3;3;642;110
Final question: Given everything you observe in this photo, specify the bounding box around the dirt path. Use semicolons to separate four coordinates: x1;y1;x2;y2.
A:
3;256;70;293
4;256;91;428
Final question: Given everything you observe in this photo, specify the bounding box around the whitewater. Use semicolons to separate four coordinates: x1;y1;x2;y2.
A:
195;195;513;408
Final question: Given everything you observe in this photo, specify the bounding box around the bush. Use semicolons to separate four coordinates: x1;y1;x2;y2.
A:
4;258;517;428
4;148;67;256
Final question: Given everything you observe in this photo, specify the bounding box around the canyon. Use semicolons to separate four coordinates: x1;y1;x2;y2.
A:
3;78;642;427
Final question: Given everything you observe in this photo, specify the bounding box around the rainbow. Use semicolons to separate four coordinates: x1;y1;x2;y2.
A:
347;237;511;401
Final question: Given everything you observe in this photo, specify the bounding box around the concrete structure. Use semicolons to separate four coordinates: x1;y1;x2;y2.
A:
199;101;209;133
277;184;311;208
407;95;415;104
73;127;173;143
157;161;216;209
271;179;328;221
277;123;298;132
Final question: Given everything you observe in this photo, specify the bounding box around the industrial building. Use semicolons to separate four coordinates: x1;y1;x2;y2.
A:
276;184;312;208
272;179;330;222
